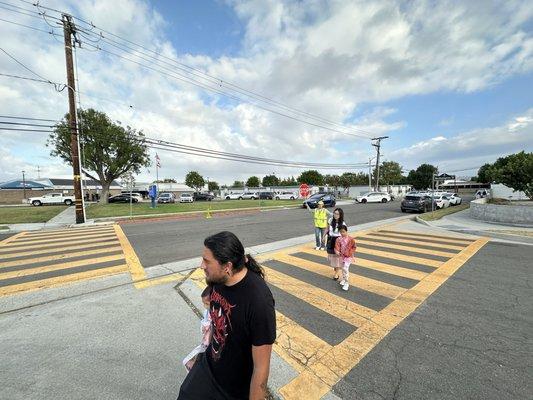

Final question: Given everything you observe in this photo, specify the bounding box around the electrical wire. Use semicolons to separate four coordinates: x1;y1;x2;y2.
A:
0;115;59;122
0;121;55;127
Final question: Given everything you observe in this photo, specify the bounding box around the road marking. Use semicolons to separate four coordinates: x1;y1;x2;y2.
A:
356;238;459;258
0;231;27;246
20;226;114;237
135;272;186;289
377;230;475;244
13;227;115;241
0;246;123;269
113;225;146;287
0;264;128;296
0;240;121;259
355;246;443;268
11;229;115;244
354;257;428;281
278;236;490;399
0;254;125;279
362;233;467;250
0;232;118;249
0;235;119;253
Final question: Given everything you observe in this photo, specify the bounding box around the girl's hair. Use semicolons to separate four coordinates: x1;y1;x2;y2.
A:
204;231;265;279
201;284;213;298
331;208;345;232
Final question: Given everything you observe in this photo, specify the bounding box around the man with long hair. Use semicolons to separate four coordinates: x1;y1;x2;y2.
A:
178;231;276;400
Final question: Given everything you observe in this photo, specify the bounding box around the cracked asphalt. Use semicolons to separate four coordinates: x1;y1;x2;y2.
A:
331;241;533;400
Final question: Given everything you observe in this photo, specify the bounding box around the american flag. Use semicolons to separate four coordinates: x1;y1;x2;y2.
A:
156;153;161;168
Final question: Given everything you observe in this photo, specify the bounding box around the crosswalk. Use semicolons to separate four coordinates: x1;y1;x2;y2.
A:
256;228;489;399
0;225;133;296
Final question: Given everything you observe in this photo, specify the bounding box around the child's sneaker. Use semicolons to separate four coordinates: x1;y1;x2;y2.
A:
320;247;325;251
315;246;320;250
342;282;349;291
339;279;346;286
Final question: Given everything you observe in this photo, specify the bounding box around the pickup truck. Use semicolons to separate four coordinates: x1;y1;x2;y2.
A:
28;193;75;206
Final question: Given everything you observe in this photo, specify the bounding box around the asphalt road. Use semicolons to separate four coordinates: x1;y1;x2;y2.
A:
121;201;404;267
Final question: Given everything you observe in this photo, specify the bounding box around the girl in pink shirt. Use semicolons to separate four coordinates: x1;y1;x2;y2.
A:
334;226;356;291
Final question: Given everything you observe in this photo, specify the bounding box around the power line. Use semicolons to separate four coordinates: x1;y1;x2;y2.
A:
0;115;59;122
0;120;55;127
0;127;54;132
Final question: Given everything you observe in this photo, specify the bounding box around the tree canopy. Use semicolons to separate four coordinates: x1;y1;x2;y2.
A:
246;176;261;188
48;108;150;203
490;151;533;199
406;164;438;190
297;170;324;186
208;181;220;192
379;161;404;185
262;174;280;187
185;171;205;192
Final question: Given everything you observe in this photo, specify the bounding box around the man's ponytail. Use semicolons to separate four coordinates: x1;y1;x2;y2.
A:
245;254;265;279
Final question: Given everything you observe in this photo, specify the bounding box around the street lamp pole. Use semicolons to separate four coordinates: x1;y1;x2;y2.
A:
22;170;26;201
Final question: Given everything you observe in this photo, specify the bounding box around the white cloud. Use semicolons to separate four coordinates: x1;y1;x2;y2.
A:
0;0;532;184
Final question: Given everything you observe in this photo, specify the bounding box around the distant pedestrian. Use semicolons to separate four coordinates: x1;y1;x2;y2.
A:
324;208;346;280
177;231;276;400
306;200;332;250
182;285;213;372
334;226;356;291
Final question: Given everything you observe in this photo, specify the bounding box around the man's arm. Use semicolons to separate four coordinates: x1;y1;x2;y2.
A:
250;344;273;400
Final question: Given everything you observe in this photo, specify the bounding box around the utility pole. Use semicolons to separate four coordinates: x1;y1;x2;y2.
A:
62;14;85;224
36;166;41;179
22;170;26;201
371;136;388;191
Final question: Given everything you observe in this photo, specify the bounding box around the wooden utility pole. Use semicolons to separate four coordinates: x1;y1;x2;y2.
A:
372;136;388;191
62;14;85;224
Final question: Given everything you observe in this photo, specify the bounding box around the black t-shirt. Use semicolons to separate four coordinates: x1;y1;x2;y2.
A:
206;269;276;399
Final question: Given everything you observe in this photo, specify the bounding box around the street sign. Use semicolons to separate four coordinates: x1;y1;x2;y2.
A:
149;185;158;199
299;183;310;198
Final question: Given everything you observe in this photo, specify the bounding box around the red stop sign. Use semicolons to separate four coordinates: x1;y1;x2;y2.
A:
299;183;310;198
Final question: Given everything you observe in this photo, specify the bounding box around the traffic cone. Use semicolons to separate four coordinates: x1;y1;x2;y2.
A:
206;205;212;219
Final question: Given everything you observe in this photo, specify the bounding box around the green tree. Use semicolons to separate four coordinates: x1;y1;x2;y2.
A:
262;174;280;187
279;176;297;186
298;170;324;186
324;174;341;190
185;171;205;192
246;176;261;187
491;151;533;199
208;181;219;192
406;164;438;190
48;108;150;203
476;163;494;183
232;180;244;188
155;178;177;183
379;161;404;185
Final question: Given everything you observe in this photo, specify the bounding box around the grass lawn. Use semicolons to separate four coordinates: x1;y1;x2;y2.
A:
86;199;301;219
419;203;469;221
0;205;68;224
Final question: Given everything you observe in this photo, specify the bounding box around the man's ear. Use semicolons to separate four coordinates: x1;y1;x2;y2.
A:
224;261;233;275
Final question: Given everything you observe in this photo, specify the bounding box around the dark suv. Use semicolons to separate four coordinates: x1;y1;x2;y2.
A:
193;192;214;201
401;195;434;213
302;193;336;209
259;191;275;200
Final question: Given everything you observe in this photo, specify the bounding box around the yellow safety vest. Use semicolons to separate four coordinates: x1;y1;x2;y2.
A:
314;209;328;228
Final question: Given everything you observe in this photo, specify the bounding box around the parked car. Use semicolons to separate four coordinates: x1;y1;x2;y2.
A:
224;192;243;200
28;193;75;206
180;193;194;203
157;193;175;203
259;191;275;200
475;189;489;199
275;191;298;200
355;192;391;203
121;192;143;201
193;192;214;201
241;192;259;200
302;193;336;209
432;194;450;209
401;194;434;213
109;194;138;203
446;193;462;205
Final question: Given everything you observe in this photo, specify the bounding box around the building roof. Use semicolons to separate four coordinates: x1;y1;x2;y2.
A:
0;179;52;189
47;178;121;187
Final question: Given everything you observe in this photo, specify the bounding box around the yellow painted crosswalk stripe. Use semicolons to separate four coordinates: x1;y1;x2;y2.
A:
0;231;27;246
356;246;442;268
362;234;466;251
20;226;114;238
0;235;118;253
263;265;376;324
0;246;124;269
279;252;406;299
354;257;428;281
1;232;118;248
279;237;490;400
377;230;475;245
113;225;146;286
356;238;458;258
12;227;115;242
0;254;125;279
274;311;332;373
0;240;120;259
0;264;128;296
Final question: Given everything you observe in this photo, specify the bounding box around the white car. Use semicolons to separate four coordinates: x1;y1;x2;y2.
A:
28;193;75;206
355;192;391;203
433;195;450;209
180;193;194;203
446;193;462;205
475;189;489;199
275;191;298;200
225;193;243;200
241;191;259;200
122;192;143;201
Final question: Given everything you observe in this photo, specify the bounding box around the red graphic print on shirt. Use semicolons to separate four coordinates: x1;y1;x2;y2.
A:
209;288;236;361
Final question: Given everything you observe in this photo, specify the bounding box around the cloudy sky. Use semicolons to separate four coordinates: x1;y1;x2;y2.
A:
0;0;532;185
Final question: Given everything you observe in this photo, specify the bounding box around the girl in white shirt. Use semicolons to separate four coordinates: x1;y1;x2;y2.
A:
324;208;346;280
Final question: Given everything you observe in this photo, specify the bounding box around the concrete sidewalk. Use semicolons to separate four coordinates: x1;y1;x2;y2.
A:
417;209;533;245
